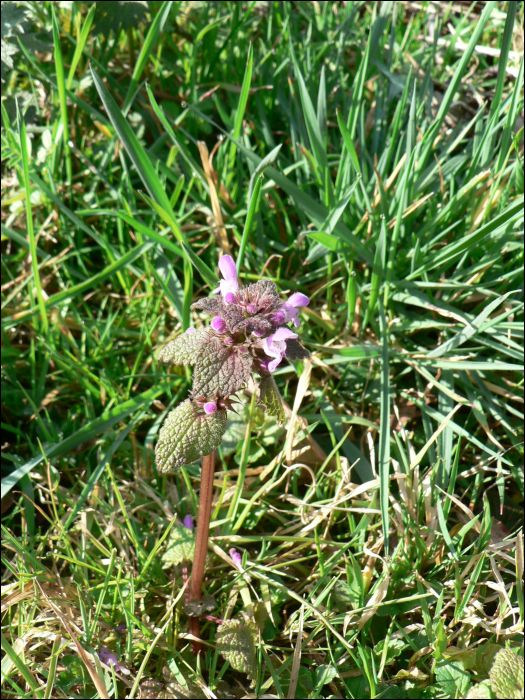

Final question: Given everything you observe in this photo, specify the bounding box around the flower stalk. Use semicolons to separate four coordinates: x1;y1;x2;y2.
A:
155;253;311;653
189;449;216;656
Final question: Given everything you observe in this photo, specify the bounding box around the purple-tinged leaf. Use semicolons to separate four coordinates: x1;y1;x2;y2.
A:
285;338;310;361
192;338;253;397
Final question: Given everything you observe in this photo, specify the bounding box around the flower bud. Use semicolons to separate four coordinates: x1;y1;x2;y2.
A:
224;292;238;305
211;316;227;333
203;401;217;414
247;304;257;315
185;328;196;334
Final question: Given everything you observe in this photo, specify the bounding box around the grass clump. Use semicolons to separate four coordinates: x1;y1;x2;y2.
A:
1;2;523;698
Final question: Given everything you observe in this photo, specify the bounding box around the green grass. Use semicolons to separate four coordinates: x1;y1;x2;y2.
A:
1;1;523;698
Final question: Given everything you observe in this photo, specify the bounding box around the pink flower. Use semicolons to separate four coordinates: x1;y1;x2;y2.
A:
282;292;309;328
203;401;217;414
182;514;194;531
229;548;244;572
98;647;122;671
213;255;239;301
263;328;298;372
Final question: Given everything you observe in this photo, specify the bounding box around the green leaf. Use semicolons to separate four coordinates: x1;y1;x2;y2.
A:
138;192;218;289
434;660;471;699
374;638;406;665
258;375;285;426
466;681;495;699
161;525;195;566
315;664;338;687
158;328;210;365
155;399;227;474
489;649;524;699
215;616;258;679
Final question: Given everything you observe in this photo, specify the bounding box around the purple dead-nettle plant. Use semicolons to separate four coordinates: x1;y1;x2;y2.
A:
155;254;310;474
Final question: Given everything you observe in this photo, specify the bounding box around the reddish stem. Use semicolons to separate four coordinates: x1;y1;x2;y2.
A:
189;450;216;656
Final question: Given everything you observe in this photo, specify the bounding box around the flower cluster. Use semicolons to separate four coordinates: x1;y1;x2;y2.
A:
155;255;310;473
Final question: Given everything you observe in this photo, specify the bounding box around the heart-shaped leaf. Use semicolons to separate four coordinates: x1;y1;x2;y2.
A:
155;399;227;473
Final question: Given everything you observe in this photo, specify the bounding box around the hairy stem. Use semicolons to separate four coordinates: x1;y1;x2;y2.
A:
189;449;216;655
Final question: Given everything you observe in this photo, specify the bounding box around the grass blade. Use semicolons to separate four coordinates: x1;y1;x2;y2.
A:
51;6;72;187
1;381;174;498
66;3;96;89
123;1;174;114
16;111;48;335
378;303;390;554
228;43;253;174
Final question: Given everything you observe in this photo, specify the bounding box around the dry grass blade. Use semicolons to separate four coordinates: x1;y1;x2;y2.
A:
287;604;304;699
35;582;109;699
410;404;461;468
285;358;313;463
198;140;231;255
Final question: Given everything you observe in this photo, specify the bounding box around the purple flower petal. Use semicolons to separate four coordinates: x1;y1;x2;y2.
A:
211;316;227;333
185;328;196;334
282;294;309;328
182;514;194;531
282;303;301;327
287;292;309;308
204;401;217;414
271;328;298;342
218;255;237;282
263;328;298;372
229;548;244;572
99;647;121;670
